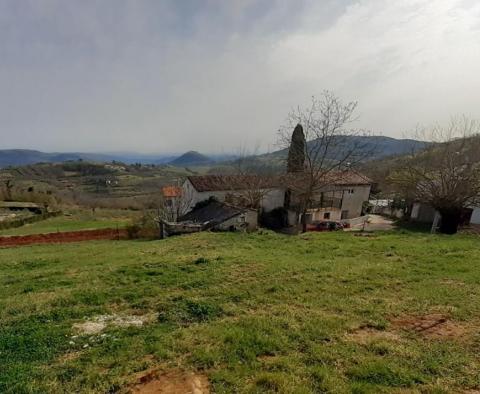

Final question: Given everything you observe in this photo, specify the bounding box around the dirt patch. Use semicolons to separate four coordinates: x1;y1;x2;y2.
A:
58;351;83;363
390;313;468;340
345;327;401;344
130;369;210;394
73;321;107;335
257;354;279;363
0;228;128;248
73;313;157;335
460;224;480;235
440;278;466;286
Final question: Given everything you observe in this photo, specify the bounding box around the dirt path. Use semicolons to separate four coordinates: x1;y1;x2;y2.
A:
364;214;396;231
346;215;396;232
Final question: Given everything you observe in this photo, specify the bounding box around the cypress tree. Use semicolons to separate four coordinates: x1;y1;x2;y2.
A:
287;124;306;173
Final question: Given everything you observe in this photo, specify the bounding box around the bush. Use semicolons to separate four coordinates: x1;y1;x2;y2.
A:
125;213;159;239
194;257;209;265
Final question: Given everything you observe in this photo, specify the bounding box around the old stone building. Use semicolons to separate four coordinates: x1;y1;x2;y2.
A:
181;171;372;224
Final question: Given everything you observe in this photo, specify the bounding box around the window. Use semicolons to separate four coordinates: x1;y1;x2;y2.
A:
323;212;330;219
341;210;349;220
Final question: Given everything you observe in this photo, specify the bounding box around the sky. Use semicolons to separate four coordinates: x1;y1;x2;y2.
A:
1;0;480;154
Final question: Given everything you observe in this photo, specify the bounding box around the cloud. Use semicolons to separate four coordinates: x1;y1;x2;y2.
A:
0;0;479;153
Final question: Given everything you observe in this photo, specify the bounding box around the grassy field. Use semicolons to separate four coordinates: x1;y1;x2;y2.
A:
0;209;138;236
1;230;480;393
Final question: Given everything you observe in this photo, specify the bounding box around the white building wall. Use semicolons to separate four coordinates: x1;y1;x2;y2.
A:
311;209;341;221
182;179;371;220
215;210;258;231
470;207;480;225
340;185;371;219
182;179;284;212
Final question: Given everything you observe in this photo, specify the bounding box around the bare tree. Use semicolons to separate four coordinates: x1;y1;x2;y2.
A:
158;184;194;222
1;178;14;201
278;91;374;232
222;145;278;210
390;116;480;234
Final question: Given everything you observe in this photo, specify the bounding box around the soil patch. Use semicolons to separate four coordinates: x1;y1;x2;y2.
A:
130;369;210;394
58;351;83;363
72;321;106;335
0;228;128;247
440;278;466;286
390;313;467;339
73;313;157;335
345;327;401;344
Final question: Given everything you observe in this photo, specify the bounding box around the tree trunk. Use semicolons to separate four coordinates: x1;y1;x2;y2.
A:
437;207;462;235
301;208;308;233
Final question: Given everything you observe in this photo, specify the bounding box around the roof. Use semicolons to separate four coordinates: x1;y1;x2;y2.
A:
162;186;182;198
178;200;248;225
186;171;371;192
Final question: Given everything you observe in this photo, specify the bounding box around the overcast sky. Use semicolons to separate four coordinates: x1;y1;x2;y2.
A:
1;0;479;154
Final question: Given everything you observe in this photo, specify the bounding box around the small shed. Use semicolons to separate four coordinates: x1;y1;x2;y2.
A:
178;200;257;232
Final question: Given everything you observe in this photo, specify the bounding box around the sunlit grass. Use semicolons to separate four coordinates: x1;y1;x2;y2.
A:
1;230;479;392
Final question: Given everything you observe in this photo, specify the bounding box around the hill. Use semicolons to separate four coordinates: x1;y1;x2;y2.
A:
260;135;428;163
169;151;213;167
0;149;83;168
0;149;179;168
203;135;430;175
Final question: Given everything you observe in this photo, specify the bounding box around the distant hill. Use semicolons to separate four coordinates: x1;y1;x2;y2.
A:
259;135;429;163
0;149;179;168
0;136;426;169
0;150;83;168
169;151;214;167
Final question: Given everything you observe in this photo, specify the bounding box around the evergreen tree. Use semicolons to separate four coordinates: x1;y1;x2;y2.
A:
287;124;305;173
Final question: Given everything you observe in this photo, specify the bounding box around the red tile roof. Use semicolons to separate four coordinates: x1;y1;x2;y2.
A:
162;186;182;198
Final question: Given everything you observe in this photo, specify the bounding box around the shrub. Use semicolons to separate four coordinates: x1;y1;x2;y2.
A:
194;257;209;265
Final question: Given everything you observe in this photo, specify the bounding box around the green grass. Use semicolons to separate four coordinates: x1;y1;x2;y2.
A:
1;230;480;392
0;209;138;236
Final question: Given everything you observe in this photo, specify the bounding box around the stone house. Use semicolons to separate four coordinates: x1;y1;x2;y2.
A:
181;171;372;224
178;199;258;232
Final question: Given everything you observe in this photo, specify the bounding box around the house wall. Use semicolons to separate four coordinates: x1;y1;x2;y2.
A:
470;207;480;225
339;185;371;219
410;202;437;223
214;210;258;232
183;179;371;221
310;208;341;221
182;179;202;208
182;179;284;213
